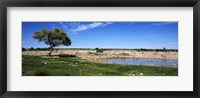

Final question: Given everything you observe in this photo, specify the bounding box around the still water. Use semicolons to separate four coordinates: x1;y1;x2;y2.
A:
102;58;178;67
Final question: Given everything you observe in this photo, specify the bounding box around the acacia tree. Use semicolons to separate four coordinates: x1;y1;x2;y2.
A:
33;28;71;56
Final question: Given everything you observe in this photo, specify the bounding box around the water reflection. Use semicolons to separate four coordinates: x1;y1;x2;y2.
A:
102;58;178;67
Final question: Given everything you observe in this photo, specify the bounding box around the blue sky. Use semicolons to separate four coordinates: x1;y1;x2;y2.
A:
22;22;178;49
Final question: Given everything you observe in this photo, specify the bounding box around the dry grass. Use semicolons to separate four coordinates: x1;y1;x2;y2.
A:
23;50;178;63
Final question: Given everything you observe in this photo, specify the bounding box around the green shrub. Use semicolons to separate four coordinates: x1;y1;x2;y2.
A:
59;54;77;57
22;47;27;51
29;47;35;51
96;49;104;53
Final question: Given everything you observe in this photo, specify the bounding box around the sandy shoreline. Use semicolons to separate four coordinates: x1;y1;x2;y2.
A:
23;50;178;63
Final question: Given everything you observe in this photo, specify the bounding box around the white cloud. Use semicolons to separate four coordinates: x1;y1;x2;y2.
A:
59;22;70;32
59;22;64;25
101;22;112;26
71;22;102;33
151;22;177;26
71;22;112;33
58;22;112;34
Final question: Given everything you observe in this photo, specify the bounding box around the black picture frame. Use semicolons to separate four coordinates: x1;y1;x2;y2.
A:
0;0;199;98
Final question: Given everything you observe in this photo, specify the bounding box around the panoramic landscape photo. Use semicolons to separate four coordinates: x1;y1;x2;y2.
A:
22;22;178;76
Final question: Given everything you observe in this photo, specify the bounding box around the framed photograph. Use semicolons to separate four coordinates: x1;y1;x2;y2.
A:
0;0;199;98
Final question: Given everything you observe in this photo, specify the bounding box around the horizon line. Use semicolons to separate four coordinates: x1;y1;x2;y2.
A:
22;47;178;50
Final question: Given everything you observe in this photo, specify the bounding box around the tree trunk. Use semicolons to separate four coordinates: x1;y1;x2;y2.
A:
48;47;53;56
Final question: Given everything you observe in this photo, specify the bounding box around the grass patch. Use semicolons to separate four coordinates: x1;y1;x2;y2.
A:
22;55;178;76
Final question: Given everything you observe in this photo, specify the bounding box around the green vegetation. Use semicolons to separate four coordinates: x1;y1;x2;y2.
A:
22;55;178;76
33;28;71;56
22;47;27;51
95;48;104;53
22;47;178;52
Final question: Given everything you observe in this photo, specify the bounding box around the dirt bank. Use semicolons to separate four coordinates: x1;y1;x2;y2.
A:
22;50;178;63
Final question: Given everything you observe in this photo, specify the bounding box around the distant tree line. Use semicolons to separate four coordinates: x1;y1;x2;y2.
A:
134;48;178;52
22;47;178;52
98;47;178;52
22;47;59;51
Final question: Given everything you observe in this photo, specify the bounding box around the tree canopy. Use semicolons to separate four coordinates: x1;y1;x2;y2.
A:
33;28;71;56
